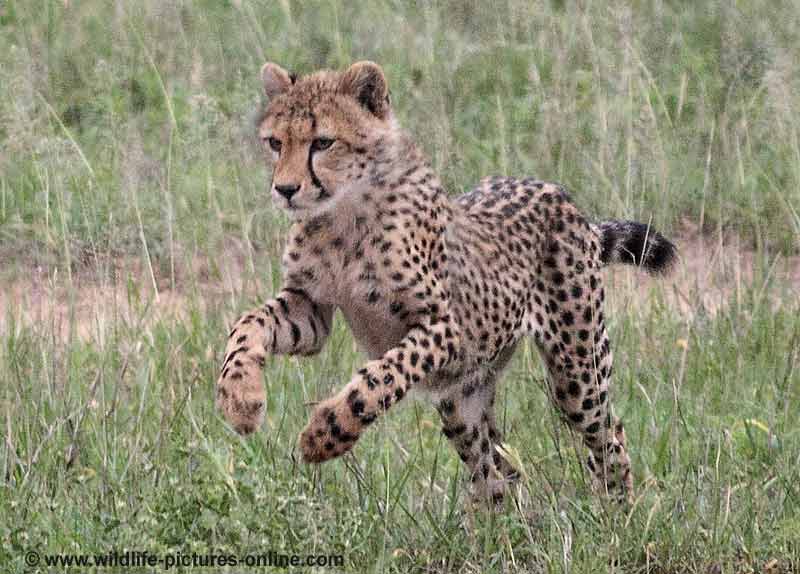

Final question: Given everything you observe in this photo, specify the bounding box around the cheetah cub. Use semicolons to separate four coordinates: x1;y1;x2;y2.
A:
216;61;676;502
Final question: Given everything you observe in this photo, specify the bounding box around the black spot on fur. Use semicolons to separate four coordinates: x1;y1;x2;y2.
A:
569;412;584;424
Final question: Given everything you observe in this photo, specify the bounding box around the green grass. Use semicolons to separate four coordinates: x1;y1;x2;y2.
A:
1;1;799;572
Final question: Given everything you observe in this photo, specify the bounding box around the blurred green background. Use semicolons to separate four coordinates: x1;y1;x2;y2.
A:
2;0;799;268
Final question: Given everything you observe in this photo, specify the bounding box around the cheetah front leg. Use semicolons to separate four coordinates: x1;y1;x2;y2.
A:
299;317;460;463
216;287;334;434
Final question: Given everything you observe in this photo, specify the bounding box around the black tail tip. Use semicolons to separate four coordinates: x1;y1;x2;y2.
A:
642;232;678;275
599;220;678;274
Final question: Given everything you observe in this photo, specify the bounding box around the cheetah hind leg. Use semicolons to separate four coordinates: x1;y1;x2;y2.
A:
435;374;519;505
533;331;633;502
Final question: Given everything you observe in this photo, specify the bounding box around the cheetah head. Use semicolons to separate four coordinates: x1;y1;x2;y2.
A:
256;61;396;219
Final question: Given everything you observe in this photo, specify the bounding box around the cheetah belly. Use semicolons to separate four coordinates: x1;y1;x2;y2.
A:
338;301;408;359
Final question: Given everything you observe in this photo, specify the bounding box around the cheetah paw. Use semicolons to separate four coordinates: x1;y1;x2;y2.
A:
298;399;360;463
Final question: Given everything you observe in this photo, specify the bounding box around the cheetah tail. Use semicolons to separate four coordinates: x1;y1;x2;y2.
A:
596;220;677;275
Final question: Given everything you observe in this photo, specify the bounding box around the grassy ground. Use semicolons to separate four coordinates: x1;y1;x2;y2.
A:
1;1;799;572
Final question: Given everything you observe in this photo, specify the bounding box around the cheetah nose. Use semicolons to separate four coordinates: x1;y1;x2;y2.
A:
275;184;301;201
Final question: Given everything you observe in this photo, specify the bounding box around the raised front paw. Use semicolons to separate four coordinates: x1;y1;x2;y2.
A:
298;397;361;463
216;368;266;435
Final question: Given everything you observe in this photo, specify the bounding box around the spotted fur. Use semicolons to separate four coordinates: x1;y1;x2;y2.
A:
215;61;677;502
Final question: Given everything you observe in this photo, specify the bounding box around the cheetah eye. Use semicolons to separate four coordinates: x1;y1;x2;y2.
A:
266;136;282;153
310;137;335;152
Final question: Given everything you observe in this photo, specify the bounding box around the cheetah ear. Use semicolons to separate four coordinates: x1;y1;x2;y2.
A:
260;62;294;99
339;61;391;119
